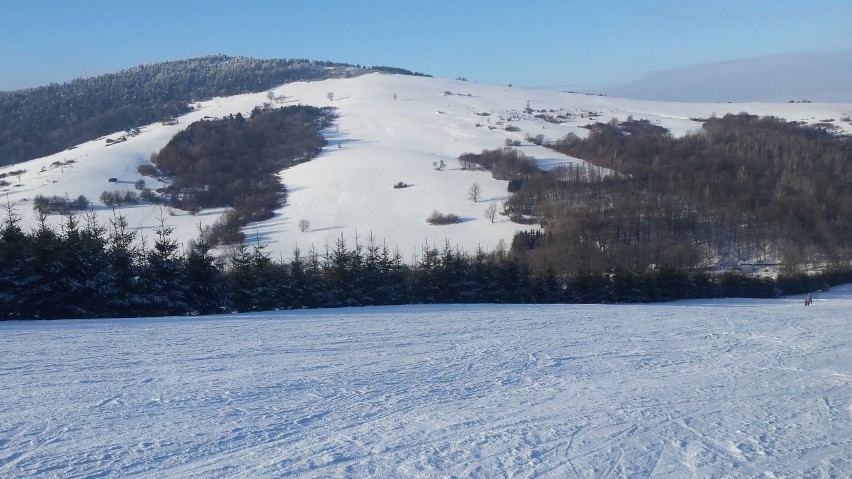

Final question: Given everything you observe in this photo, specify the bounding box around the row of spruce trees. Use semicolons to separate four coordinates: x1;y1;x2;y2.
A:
3;207;851;320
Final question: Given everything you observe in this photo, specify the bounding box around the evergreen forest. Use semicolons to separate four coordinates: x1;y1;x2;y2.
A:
0;55;355;166
2;204;850;319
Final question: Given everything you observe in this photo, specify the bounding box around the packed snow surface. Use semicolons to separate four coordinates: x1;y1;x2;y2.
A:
2;73;851;257
2;287;851;478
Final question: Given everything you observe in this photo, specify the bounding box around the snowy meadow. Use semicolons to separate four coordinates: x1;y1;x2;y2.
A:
1;287;851;478
4;72;851;259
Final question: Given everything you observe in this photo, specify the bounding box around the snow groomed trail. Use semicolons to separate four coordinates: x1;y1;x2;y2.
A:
1;288;850;478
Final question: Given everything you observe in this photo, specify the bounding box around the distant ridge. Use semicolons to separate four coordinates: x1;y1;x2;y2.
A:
592;50;852;103
0;55;364;166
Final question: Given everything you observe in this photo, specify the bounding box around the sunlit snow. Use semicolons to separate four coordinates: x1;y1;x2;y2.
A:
2;286;850;477
2;73;851;258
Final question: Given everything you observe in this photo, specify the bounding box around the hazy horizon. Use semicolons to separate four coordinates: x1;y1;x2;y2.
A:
591;49;852;103
2;0;851;98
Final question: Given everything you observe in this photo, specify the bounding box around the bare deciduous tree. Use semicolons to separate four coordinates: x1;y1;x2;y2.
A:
468;183;481;203
298;219;310;232
484;202;498;223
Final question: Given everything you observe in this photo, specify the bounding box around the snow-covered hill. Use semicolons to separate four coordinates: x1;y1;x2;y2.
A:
2;73;851;258
2;287;850;477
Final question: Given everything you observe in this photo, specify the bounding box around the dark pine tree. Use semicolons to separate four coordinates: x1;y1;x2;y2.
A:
411;246;442;303
184;225;228;315
102;214;144;315
0;203;30;319
227;240;280;312
137;215;189;315
323;235;364;307
469;248;502;303
18;212;65;318
59;212;110;317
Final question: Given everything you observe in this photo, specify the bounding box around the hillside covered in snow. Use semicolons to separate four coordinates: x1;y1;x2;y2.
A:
2;71;851;261
2;286;850;477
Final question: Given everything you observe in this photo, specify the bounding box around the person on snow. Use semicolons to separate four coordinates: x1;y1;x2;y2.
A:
804;292;813;306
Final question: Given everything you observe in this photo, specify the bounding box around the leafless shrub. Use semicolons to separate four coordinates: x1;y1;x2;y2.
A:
426;211;460;225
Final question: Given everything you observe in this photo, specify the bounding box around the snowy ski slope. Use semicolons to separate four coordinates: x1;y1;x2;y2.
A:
1;286;850;478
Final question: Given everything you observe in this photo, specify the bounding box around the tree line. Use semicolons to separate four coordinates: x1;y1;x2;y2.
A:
0;207;550;319
0;55;437;167
495;114;852;278
0;55;354;166
146;105;333;244
3;206;850;320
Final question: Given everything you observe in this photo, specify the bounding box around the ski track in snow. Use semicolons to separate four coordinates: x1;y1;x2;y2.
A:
1;287;851;478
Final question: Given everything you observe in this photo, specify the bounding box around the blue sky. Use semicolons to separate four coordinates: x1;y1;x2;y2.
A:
1;0;850;92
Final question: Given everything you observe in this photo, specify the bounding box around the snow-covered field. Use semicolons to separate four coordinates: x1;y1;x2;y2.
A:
2;72;851;258
2;287;850;478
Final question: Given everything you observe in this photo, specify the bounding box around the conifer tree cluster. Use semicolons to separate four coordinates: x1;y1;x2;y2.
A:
0;208;555;319
3;207;850;320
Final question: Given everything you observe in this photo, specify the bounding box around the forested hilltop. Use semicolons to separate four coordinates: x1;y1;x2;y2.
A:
0;55;430;166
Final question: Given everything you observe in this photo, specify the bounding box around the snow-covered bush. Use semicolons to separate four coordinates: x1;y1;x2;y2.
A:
32;194;90;215
100;190;139;208
426;211;460;225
